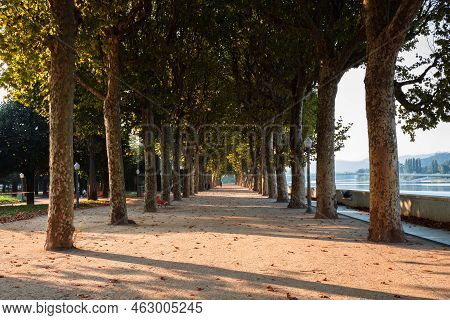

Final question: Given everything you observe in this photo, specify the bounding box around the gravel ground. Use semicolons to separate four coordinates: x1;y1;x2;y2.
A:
0;185;449;300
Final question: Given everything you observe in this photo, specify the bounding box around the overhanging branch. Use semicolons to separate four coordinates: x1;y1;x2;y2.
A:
74;73;105;101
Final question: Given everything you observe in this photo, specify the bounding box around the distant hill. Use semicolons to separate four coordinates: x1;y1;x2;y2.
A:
398;153;434;163
315;152;450;174
310;159;370;174
419;153;450;167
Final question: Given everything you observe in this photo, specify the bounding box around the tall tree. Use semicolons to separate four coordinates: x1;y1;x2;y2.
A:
142;103;157;212
172;125;183;200
364;0;424;242
273;126;289;202
45;0;77;250
161;125;172;203
299;0;365;218
76;1;144;224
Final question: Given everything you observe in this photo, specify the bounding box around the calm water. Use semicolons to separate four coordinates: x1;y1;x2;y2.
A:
286;171;450;198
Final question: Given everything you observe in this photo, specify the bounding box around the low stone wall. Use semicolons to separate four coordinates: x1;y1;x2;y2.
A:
332;189;450;223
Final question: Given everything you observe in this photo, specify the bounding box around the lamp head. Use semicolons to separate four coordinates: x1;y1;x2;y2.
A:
74;162;80;171
304;137;313;149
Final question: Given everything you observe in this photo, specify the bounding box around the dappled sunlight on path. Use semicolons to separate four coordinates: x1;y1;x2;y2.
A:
0;185;449;299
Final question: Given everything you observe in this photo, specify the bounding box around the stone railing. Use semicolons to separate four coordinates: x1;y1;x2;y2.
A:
328;188;450;223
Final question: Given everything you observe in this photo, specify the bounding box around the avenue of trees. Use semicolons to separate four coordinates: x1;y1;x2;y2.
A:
0;0;448;249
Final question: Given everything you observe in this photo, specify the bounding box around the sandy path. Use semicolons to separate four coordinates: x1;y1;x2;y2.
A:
0;185;449;300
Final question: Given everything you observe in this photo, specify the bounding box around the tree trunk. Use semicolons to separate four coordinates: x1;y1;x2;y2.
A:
42;176;48;197
34;176;39;196
190;153;195;195
183;146;191;198
274;126;289;202
102;169;109;198
143;104;157;212
103;33;128;225
198;155;205;192
262;149;268;196
88;135;98;200
12;182;18;197
315;62;340;219
363;0;421;242
259;138;267;195
172;125;182;200
194;148;200;193
25;172;35;205
248;134;258;192
288;82;306;209
161;124;172;203
45;0;76;250
257;153;262;194
265;128;277;198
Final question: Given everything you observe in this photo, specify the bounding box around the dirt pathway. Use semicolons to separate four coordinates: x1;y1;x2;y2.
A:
1;185;449;299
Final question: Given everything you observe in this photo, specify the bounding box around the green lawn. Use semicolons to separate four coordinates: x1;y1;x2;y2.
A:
0;199;109;223
0;195;22;205
0;204;48;217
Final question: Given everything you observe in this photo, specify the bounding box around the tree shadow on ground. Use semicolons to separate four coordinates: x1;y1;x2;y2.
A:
98;196;447;252
60;248;429;300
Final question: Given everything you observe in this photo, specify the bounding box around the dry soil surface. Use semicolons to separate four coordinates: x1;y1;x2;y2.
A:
1;185;449;300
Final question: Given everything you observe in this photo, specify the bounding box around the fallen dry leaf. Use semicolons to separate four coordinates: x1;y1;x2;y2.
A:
267;286;276;292
287;293;298;300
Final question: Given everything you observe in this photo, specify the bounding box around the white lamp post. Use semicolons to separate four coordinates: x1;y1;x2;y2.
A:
19;173;25;201
74;162;80;207
136;168;140;196
304;137;313;213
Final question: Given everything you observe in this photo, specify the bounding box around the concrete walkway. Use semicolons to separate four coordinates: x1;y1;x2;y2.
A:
337;206;450;246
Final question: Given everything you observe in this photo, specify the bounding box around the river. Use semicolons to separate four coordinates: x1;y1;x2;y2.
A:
285;171;450;198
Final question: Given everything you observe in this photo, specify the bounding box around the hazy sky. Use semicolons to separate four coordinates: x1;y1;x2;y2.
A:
335;36;449;160
1;38;447;161
335;67;450;161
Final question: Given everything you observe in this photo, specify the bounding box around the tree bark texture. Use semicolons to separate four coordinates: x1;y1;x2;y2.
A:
194;148;200;193
248;134;258;192
190;152;195;195
274;126;289;202
198;155;205;192
143;104;157;212
183;140;191;198
363;0;422;242
88;135;98;200
172;125;182;200
315;62;340;219
103;33;128;225
265;129;277;198
288;83;306;209
161;125;172;203
259;138;268;196
45;0;76;250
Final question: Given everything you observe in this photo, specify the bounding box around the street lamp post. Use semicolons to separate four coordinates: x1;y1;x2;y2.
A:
136;169;140;196
304;137;313;214
19;173;25;201
74;162;80;207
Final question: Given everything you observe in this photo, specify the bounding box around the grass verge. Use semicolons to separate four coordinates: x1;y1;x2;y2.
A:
0;199;109;224
0;195;22;205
